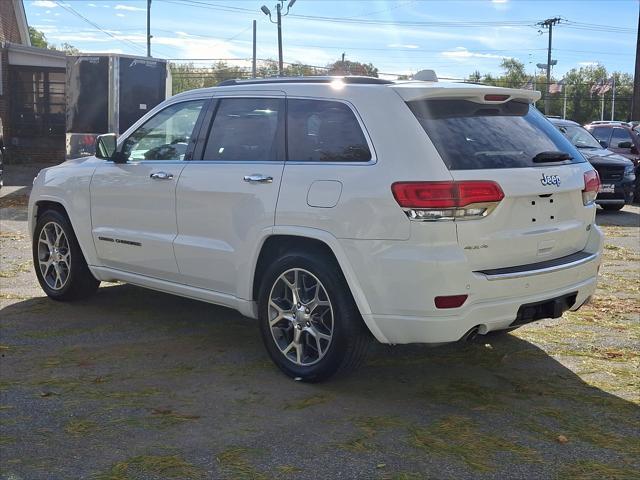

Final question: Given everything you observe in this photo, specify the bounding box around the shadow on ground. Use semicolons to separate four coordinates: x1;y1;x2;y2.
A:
1;284;639;479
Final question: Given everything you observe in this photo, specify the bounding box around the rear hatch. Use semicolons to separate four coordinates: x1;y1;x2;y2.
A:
397;85;595;271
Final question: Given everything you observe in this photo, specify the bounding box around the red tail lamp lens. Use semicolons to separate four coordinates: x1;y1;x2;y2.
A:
435;295;468;309
391;181;504;208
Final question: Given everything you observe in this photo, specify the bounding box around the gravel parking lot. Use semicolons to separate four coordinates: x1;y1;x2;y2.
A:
1;186;639;480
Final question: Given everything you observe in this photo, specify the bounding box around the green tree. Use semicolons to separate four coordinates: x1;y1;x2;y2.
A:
327;59;378;77
499;58;528;88
29;26;51;49
29;26;79;54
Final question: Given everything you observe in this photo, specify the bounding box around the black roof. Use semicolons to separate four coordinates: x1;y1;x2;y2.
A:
218;76;394;87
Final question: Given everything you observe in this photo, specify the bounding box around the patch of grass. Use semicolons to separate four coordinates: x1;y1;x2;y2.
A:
337;416;404;453
284;393;332;410
216;447;268;480
0;435;16;446
65;419;98;437
0;195;29;209
524;407;640;459
336;436;375;453
557;460;639;480
94;454;203;480
409;415;538;472
0;260;32;278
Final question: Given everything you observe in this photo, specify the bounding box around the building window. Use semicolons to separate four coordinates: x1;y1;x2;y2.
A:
10;67;65;137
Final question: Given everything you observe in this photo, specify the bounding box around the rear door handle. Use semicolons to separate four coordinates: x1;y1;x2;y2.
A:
243;174;273;184
150;171;174;180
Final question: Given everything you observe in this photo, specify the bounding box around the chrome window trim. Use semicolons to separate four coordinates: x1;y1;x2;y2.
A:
189;95;377;166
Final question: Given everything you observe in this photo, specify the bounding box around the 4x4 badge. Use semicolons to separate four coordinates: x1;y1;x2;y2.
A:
540;173;561;187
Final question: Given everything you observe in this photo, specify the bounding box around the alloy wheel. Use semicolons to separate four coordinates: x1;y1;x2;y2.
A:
268;268;334;366
37;221;71;291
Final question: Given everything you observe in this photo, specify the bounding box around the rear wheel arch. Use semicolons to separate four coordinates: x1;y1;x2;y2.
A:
252;235;340;303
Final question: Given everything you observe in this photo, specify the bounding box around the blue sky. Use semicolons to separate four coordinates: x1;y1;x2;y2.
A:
26;0;638;79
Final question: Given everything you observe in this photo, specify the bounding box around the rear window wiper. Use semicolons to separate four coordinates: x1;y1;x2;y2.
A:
532;151;572;163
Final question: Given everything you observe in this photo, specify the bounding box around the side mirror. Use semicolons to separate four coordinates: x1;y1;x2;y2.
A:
617;141;632;149
95;133;117;160
599;140;608;149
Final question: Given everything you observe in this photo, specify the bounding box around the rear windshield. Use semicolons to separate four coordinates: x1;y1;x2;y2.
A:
407;99;585;170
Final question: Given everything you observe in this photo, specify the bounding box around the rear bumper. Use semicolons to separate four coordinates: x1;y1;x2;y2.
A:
343;225;603;344
596;179;635;205
365;274;597;344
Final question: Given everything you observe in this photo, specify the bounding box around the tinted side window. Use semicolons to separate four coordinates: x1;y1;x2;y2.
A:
122;100;206;161
287;99;371;162
590;127;611;143
202;98;284;161
610;128;632;148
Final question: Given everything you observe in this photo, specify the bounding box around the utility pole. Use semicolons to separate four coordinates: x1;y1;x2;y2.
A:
632;5;640;120
341;52;345;63
252;20;257;78
537;17;561;115
146;0;151;57
261;0;297;77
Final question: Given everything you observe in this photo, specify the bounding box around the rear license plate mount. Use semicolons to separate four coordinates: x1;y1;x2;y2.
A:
510;292;578;327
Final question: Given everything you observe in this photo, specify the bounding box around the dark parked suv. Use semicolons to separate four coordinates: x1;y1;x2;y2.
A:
585;121;640;201
550;118;635;210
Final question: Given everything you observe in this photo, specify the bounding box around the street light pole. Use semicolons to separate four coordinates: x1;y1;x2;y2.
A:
261;0;297;77
146;0;152;57
276;3;283;75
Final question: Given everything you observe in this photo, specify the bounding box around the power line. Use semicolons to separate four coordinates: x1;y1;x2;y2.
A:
53;1;148;55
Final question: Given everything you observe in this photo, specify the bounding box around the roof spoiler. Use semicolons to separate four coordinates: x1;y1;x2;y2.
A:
393;85;541;104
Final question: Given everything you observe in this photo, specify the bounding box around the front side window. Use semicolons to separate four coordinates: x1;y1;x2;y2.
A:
287;99;372;162
202;98;284;161
407;99;584;170
610;128;632;148
122;100;206;161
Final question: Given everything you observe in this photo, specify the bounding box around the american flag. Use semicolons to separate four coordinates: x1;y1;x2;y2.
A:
549;79;565;94
598;77;614;95
590;78;604;96
521;78;534;90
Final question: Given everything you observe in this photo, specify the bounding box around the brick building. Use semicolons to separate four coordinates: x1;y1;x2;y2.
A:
1;0;66;164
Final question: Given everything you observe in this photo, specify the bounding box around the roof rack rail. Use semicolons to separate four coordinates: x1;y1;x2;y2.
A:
217;76;394;86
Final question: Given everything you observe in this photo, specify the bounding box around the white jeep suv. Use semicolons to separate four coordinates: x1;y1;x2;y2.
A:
29;76;603;381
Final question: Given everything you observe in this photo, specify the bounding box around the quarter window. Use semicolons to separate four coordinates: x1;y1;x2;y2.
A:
122;100;206;161
202;98;284;161
287;99;372;162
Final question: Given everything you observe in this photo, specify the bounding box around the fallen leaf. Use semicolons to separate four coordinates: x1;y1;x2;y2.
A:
557;435;569;444
39;391;57;397
376;463;386;469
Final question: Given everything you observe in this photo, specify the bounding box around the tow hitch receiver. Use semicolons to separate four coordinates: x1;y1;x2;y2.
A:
511;292;578;327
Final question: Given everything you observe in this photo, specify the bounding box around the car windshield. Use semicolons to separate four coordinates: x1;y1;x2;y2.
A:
407;99;584;170
556;125;602;149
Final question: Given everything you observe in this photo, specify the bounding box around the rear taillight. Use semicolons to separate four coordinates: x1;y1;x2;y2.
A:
582;170;600;206
391;181;504;221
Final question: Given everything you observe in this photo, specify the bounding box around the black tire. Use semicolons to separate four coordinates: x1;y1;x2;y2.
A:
33;209;99;301
258;249;370;382
601;204;624;211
